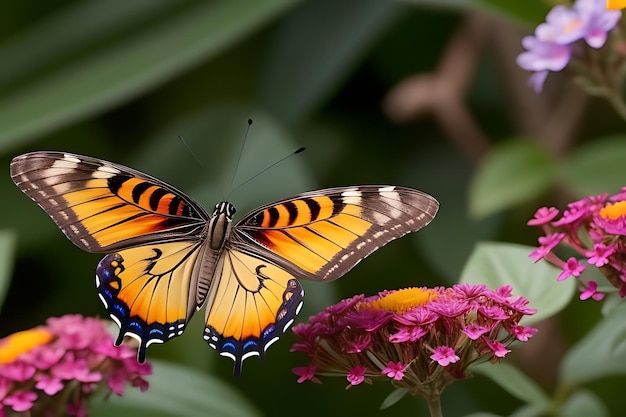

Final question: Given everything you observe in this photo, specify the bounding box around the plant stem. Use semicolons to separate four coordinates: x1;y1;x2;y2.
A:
426;396;443;417
605;90;626;121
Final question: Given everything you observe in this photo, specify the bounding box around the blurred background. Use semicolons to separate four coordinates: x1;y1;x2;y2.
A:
1;0;624;416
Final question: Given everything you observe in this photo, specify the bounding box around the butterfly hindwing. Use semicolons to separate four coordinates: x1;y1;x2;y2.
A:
10;152;207;252
232;185;439;281
96;240;203;361
203;248;304;376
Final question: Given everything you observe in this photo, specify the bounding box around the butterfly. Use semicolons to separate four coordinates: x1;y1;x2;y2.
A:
10;151;439;375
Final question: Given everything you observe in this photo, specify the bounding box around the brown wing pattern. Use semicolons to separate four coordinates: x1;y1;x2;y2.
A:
10;152;208;252
232;185;439;281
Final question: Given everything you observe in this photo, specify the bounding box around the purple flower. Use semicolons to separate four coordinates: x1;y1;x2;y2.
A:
517;0;622;92
574;0;622;48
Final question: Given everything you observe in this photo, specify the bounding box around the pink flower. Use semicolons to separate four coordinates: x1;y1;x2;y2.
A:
587;243;615;267
0;315;151;415
463;323;490;340
3;391;37;412
293;366;320;384
557;257;586;281
528;188;626;299
511;325;539;342
430;346;460;366
382;361;407;380
291;285;536;402
580;280;605;301
527;207;559;226
530;233;565;261
485;340;511;358
347;366;367;386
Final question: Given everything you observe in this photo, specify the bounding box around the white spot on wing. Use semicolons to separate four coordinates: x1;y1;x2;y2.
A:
62;154;81;164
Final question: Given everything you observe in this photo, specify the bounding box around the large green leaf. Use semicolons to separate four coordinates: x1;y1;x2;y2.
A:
561;135;626;197
560;303;626;385
0;230;16;311
0;0;297;150
561;390;608;417
469;140;555;220
90;360;261;417
258;0;400;124
0;0;178;91
460;242;576;324
473;362;550;406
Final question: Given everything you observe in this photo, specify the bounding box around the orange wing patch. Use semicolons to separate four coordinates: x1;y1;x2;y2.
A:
96;240;202;362
203;250;304;376
10;152;207;252
235;186;439;281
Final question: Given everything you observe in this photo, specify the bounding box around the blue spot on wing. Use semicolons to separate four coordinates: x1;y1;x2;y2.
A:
96;252;187;363
203;278;305;376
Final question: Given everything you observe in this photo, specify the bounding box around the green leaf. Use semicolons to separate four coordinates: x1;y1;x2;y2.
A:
402;0;548;26
460;242;576;324
379;388;408;410
0;230;16;311
0;0;296;150
473;362;550;406
561;135;626;197
469;140;555;220
90;360;261;417
509;405;552;417
0;0;178;91
464;413;503;417
561;390;608;417
560;303;626;385
474;0;548;26
258;0;400;124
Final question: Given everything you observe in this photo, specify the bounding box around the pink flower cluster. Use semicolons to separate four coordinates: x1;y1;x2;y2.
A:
0;315;151;417
291;285;536;399
529;189;626;299
517;0;621;92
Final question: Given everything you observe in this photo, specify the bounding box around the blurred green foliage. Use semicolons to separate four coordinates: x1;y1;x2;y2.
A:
1;0;625;416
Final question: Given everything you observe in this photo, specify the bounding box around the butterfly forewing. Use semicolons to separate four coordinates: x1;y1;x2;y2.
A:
10;152;207;252
233;185;439;281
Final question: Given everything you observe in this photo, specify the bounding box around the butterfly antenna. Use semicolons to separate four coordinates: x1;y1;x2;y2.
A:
177;135;205;171
229;146;306;197
226;119;254;197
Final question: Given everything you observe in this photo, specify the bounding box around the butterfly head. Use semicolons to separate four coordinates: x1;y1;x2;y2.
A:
213;201;236;219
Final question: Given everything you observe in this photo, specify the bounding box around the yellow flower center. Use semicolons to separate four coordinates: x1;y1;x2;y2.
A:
364;287;437;314
0;327;52;364
600;201;626;220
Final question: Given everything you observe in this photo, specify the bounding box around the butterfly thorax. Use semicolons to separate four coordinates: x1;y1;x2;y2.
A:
207;201;236;251
191;201;236;310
